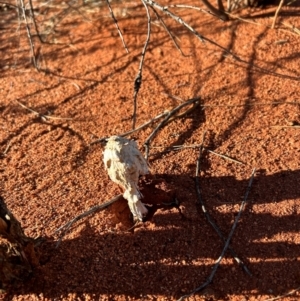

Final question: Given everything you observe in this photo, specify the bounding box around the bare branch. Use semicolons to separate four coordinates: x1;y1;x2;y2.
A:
143;0;239;60
132;0;152;130
271;0;285;29
264;286;300;301
1;140;12;157
205;148;244;164
16;100;73;121
18;0;39;70
150;6;185;56
105;0;129;53
165;4;220;17
144;96;200;159
28;0;43;43
55;194;123;246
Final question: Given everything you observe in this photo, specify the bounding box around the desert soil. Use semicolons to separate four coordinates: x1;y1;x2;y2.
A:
0;0;300;300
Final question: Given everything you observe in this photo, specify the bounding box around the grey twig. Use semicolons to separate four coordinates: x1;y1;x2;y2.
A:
205;148;244;164
105;0;129;53
179;168;256;300
28;0;42;43
144;96;201;159
143;0;238;59
132;0;151;130
55;194;123;247
90;111;169;145
19;0;39;70
150;6;184;56
165;4;222;18
16;100;73;121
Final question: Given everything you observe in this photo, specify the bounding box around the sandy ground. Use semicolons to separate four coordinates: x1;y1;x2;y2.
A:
0;0;300;300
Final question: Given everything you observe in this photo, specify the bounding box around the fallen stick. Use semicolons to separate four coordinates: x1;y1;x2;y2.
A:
55;194;122;246
150;6;184;56
271;0;285;29
91;96;200;151
105;0;129;53
144;96;201;159
132;0;152;130
19;0;39;70
16;100;73;121
90;111;169;145
264;285;300;301
205;148;244;165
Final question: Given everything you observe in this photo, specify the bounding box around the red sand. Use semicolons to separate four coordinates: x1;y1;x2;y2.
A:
0;1;300;300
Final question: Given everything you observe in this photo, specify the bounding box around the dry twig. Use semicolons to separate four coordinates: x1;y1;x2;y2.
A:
132;0;151;130
28;0;42;43
205;148;244;164
271;0;285;29
271;125;300;128
55;194;123;246
150;6;184;56
91;96;200;146
18;0;39;70
16;100;73;121
164;4;220;19
143;0;240;59
144;96;201;159
264;286;300;301
91;111;169;145
1;141;12;157
105;0;129;53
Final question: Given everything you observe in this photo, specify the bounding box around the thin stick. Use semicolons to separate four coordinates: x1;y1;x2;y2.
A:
271;0;285;29
161;95;300;108
166;3;226;20
2;141;12;156
281;21;300;36
152;143;204;149
153;145;244;164
264;286;300;301
92;97;199;149
28;0;43;43
194;145;252;276
132;0;151;130
91;111;169;145
143;0;240;60
150;6;184;56
105;0;129;53
271;125;300;128
16;100;73;121
205;148;244;164
91;98;299;145
55;194;122;246
144;97;200;159
165;4;219;17
19;0;39;70
179;169;256;300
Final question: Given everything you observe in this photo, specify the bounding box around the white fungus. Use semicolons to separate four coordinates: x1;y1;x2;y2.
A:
103;136;149;221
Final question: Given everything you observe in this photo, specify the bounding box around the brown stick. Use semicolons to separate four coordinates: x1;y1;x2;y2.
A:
271;0;285;29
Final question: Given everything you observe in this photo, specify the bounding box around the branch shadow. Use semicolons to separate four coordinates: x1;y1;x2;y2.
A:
4;169;300;300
